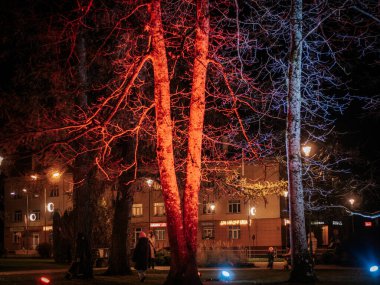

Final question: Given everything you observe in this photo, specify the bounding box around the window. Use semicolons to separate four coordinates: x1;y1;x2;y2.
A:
202;201;215;214
134;228;142;246
14;210;22;222
154;229;165;241
202;227;214;239
50;185;59;197
228;200;241;213
132;204;143;217
228;226;240;239
154;203;165;216
12;232;22;244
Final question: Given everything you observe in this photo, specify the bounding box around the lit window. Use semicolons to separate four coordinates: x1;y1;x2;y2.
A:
154;229;165;241
50;185;59;197
202;227;214;239
132;204;143;217
228;200;241;213
228;225;240;239
202;201;215;214
14;210;22;222
154;203;165;216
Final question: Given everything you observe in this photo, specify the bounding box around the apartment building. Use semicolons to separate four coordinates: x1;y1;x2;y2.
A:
130;162;285;250
3;172;73;254
3;161;286;254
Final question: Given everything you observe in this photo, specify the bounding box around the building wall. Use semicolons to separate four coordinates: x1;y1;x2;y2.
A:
4;173;73;253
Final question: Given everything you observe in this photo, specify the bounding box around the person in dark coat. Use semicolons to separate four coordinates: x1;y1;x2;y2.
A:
132;231;151;282
267;246;275;269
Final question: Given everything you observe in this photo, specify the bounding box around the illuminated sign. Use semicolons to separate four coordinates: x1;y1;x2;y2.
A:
220;220;248;226
29;213;37;221
332;221;343;226
43;226;53;231
150;223;167;228
47;203;54;212
364;221;372;227
311;221;324;225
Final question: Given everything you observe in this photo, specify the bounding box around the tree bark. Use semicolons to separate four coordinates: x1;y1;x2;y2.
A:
106;173;133;275
183;0;209;284
150;1;188;284
287;0;316;282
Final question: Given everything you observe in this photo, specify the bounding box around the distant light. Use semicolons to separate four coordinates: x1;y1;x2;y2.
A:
250;207;256;216
369;265;378;272
283;190;288;198
219;270;232;281
10;192;15;196
349;198;355;206
364;221;372;227
146;179;154;187
22;188;27;193
31;174;38;180
210;203;216;211
302;145;312;157
39;276;51;284
52;172;60;178
0;155;3;166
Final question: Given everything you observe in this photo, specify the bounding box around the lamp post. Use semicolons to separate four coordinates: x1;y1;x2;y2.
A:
349;198;355;233
302;144;314;255
210;203;215;239
146;179;154;231
249;206;256;258
22;188;29;255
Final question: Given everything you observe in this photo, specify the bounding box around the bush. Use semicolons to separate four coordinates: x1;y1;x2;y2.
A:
36;242;52;258
155;248;171;265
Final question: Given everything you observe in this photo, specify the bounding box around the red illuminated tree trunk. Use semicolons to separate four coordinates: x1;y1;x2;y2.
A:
150;1;189;283
183;0;209;282
286;0;316;282
150;1;208;284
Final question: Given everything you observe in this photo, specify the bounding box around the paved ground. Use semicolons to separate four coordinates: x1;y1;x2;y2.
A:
0;261;379;284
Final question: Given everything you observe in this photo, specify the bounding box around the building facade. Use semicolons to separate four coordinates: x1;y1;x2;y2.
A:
130;162;285;250
3;172;73;254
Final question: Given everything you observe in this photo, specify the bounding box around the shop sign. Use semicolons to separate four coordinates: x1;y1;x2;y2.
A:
220;220;248;226
311;221;324;225
364;221;372;227
332;221;343;226
150;223;167;228
43;226;53;231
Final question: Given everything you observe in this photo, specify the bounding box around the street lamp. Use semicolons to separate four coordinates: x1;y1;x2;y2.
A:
348;198;355;233
146;179;154;231
302;145;312;157
210;203;215;238
249;206;256;258
22;188;29;255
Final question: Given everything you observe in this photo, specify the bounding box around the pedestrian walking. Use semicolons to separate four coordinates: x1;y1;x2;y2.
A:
267;246;275;269
132;231;151;282
148;230;156;269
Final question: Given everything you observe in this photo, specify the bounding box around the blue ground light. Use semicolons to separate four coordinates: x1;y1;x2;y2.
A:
218;270;233;282
369;265;378;273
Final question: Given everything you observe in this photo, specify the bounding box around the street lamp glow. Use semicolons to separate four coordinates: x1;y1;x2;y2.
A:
210;203;216;211
250;206;256;216
30;174;38;180
0;155;4;166
302;145;312;157
146;178;153;187
22;188;27;193
52;171;61;178
349;198;355;206
10;191;15;196
283;190;289;198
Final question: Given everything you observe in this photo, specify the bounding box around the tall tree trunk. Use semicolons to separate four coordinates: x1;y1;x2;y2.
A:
287;0;316;282
183;0;209;284
71;34;94;279
106;172;134;275
150;1;188;284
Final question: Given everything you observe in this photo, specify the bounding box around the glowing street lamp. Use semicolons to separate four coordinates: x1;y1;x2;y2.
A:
349;198;355;207
146;179;154;230
302;145;312;157
52;171;61;178
348;198;355;233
